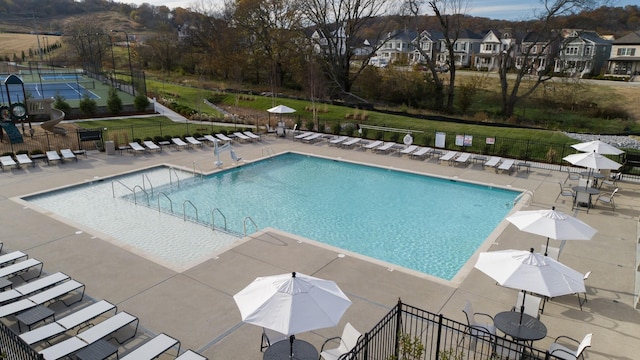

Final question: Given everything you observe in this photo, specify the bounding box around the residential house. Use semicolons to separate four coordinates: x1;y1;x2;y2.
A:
515;30;560;74
474;29;518;71
410;30;443;65
607;30;640;76
376;29;418;65
435;29;482;68
554;29;612;77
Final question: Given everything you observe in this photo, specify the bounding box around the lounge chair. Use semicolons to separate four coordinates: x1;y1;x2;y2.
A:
0;279;85;318
20;300;116;345
363;140;384;151
0;258;43;280
215;133;233;142
302;133;323;143
547;333;592;360
175;350;208;359
439;151;458;164
120;333;180;360
129;142;146;154
60;149;77;162
46;151;61;165
411;147;432;159
171;138;189;149
233;132;251;142
484;156;501;168
455;152;471;165
511;291;542;319
0;250;28;267
0;271;70;305
185;136;203;147
243;131;261;140
319;322;362;360
203;135;219;145
294;131;314;141
261;327;287;352
0;155;17;170
400;145;418;156
329;136;349;146
341;137;361;148
375;142;396;154
16;154;34;167
498;158;515;173
143;141;161;152
38;311;139;360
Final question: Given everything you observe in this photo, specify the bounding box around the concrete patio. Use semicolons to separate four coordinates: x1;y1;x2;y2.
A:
0;132;638;359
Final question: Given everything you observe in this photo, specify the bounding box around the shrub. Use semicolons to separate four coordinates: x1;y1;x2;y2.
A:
331;122;342;135
133;94;150;112
16;149;29;155
79;94;97;116
107;88;123;114
305;119;315;131
30;149;43;155
53;93;71;114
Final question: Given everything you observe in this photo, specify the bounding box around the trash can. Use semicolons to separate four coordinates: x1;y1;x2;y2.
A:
105;141;115;155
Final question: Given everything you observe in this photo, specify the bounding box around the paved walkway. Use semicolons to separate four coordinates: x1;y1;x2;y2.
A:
0;133;639;359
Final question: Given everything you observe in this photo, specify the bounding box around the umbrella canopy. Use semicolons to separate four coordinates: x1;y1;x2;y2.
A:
563;151;622;171
571;140;624;155
233;272;352;336
474;248;585;298
267;105;297;114
506;207;597;254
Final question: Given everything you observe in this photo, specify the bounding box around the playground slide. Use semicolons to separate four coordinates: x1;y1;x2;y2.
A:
40;108;66;135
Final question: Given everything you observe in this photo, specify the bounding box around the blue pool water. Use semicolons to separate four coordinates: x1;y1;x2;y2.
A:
150;153;518;279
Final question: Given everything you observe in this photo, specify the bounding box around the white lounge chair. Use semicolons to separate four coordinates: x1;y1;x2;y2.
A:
143;141;161;152
0;280;85;318
16;154;34;167
498;158;515;173
203;135;218;145
60;149;77;162
375;142;396;154
215;133;233;142
185;136;203;147
171;138;189;149
329;136;349;146
0;155;17;171
39;312;139;360
20;300;116;345
243;131;261;140
120;333;180;360
400;145;419;156
341;137;361;148
363;140;384;151
176;350;208;360
0;271;69;305
455;152;471;165
0;250;28;267
302;133;323;143
439;151;458;163
411;147;432;159
294;131;314;140
0;258;42;280
319;322;362;360
233;132;251;142
484;156;501;168
129;142;146;154
46;151;61;165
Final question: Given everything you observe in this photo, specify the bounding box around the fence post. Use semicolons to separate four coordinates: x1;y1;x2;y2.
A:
394;298;402;360
131;124;135;141
435;314;443;360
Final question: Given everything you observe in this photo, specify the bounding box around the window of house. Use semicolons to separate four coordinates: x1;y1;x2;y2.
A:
584;46;592;55
565;46;579;55
617;48;636;56
485;44;494;51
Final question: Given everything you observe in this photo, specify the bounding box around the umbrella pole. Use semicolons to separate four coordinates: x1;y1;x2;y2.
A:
545;237;550;256
520;291;526;324
289;334;295;359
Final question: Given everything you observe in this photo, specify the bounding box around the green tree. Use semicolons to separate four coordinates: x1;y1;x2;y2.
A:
133;94;150;112
79;94;97;116
107;88;123;114
53;93;71;114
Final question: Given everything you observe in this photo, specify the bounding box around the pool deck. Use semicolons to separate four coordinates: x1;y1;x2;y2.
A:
1;133;639;359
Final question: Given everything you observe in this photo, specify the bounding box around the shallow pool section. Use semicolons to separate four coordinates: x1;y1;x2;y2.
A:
25;153;518;278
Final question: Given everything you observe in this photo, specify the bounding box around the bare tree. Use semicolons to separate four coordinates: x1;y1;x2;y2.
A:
404;0;470;113
300;0;399;99
497;0;602;118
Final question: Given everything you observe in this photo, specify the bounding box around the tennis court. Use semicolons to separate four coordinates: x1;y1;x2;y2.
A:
7;82;99;101
40;74;85;81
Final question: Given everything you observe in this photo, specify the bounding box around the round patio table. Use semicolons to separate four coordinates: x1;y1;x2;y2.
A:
263;339;318;360
494;311;547;342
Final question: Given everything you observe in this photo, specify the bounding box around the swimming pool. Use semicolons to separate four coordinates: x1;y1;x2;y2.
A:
25;153;519;279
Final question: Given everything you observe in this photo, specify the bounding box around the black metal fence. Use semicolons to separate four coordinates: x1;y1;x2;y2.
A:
0;321;43;360
344;300;569;360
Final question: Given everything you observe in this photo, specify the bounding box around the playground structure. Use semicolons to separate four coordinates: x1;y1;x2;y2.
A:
28;98;66;135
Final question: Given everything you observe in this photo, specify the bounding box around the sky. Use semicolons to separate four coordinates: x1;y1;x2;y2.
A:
124;0;637;21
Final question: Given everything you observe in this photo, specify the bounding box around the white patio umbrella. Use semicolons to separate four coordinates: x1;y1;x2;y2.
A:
506;206;597;256
571;140;624;155
267;104;297;115
475;248;585;323
563;150;622;189
234;272;351;357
